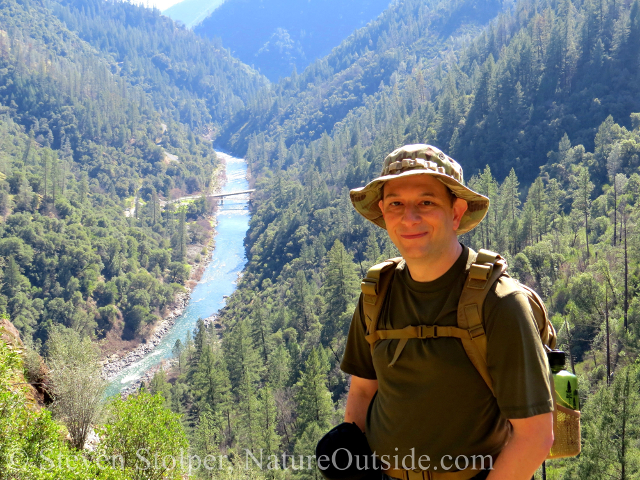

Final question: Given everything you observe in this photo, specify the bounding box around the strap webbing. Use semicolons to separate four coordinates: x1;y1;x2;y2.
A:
361;257;402;355
384;466;481;480
457;249;507;394
366;324;487;367
366;324;478;343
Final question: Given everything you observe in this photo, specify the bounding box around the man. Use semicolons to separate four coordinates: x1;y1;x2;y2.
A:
340;145;554;480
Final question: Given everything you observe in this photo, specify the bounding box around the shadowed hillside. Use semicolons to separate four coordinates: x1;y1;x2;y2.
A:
194;0;394;80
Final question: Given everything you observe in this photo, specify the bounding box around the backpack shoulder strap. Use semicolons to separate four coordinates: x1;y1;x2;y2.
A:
457;248;508;395
520;283;557;350
360;257;402;354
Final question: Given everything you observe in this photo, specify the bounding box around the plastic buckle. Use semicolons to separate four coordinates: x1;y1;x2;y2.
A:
361;279;378;296
418;326;437;338
468;263;494;289
469;325;485;339
470;263;493;281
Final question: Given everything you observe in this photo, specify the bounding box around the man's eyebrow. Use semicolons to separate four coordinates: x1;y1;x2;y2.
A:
383;192;439;198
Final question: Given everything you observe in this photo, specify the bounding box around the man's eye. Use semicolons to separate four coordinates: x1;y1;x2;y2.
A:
421;201;433;206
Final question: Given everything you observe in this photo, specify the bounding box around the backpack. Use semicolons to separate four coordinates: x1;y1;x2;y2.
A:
359;248;580;459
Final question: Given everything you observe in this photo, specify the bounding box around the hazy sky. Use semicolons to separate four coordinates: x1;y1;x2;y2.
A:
129;0;182;12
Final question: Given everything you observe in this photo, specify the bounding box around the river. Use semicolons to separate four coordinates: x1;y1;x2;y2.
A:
104;152;250;398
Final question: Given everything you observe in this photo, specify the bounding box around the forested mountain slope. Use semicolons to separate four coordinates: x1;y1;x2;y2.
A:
194;0;394;81
218;0;506;150
222;0;640;183
51;0;268;132
0;0;226;347
163;0;225;29
155;0;640;478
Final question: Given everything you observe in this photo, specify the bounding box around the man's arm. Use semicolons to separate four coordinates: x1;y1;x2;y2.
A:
487;412;554;480
344;375;378;432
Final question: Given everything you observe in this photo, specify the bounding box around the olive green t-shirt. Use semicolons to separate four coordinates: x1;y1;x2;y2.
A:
340;245;553;468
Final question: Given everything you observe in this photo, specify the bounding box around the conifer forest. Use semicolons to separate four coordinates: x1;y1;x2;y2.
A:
2;0;640;478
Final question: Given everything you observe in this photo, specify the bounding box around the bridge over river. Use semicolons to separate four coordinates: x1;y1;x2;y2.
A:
162;189;255;207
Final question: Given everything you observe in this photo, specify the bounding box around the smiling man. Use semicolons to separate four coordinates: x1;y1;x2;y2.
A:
340;145;554;480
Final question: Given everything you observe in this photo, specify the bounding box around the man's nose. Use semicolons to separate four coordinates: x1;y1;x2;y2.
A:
402;204;421;225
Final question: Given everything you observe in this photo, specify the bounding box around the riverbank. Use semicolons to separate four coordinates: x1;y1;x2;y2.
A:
101;157;227;384
113;310;225;398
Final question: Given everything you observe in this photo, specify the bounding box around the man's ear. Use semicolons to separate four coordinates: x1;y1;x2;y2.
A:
452;198;468;231
378;199;385;215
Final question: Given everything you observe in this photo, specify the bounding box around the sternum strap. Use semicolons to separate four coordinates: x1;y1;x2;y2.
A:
366;325;482;367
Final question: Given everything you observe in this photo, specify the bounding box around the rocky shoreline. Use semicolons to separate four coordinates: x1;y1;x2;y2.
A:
100;291;190;382
100;219;221;387
115;313;225;398
118;358;178;398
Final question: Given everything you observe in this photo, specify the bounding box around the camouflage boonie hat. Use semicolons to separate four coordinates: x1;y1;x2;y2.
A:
350;144;489;235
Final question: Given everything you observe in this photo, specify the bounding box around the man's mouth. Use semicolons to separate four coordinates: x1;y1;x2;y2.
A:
400;232;428;239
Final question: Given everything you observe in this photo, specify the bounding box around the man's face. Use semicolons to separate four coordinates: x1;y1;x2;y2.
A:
378;174;468;261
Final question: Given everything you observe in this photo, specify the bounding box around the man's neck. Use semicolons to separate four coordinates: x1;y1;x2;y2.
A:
404;242;463;283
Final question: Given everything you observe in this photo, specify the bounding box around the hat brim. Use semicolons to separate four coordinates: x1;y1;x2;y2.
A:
350;169;489;235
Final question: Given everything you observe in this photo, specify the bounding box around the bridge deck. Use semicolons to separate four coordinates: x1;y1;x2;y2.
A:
208;189;255;198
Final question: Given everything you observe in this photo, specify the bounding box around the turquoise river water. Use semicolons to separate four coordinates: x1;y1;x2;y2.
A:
105;153;250;398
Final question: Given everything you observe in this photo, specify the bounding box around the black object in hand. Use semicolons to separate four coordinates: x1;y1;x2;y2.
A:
315;422;381;480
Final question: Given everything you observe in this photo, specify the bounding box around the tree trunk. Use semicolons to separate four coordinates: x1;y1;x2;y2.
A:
613;181;617;246
621;371;628;480
43;153;48;201
585;209;590;258
564;316;576;374
606;287;610;385
624;212;629;330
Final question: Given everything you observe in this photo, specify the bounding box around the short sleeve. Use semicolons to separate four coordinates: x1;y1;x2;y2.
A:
340;294;377;380
484;281;554;419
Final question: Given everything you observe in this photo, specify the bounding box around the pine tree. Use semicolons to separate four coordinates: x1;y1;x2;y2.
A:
291;270;318;334
295;347;334;434
251;307;272;365
607;143;623;245
148;369;172;406
257;384;281;473
226;320;263;452
292;423;325;480
365;229;381;265
526;177;547;243
191;344;232;441
42;149;49;201
500;168;521;254
151;187;159;225
571;165;595;258
321;240;359;344
545;178;562;228
191;405;223;477
171;207;187;261
173;339;184;371
79;172;89;204
501;168;521;223
472;166;498;249
2;256;26;297
192;317;207;365
268;344;292;390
